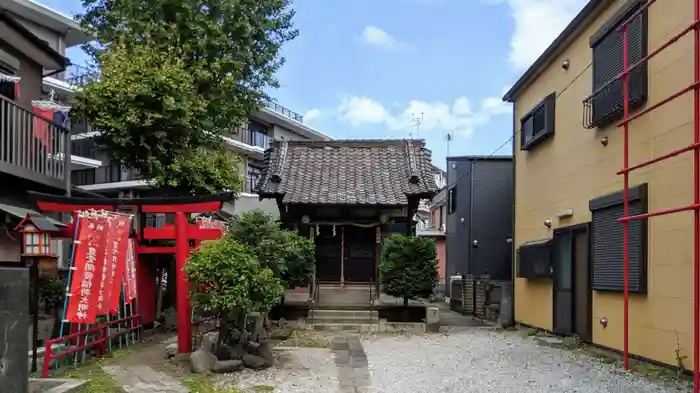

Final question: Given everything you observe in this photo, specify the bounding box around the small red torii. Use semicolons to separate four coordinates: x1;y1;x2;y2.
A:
29;191;230;353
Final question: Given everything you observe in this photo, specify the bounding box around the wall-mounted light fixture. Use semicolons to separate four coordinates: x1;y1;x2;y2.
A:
600;317;608;328
562;59;570;70
544;218;552;228
555;209;574;219
600;135;609;146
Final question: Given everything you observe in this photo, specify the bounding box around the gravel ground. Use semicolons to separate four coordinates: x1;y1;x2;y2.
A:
217;347;340;392
221;328;693;393
362;329;691;393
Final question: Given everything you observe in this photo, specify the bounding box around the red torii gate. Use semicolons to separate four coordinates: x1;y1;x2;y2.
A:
29;191;230;353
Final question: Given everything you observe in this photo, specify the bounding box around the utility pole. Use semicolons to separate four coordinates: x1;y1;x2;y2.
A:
410;112;424;139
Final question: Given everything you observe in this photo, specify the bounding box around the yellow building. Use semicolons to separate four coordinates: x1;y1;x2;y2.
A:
503;0;698;369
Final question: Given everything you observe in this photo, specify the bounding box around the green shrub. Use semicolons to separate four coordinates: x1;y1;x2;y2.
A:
185;236;284;333
379;234;439;306
229;210;315;289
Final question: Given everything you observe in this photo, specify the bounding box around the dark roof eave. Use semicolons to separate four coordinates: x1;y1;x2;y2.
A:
408;191;438;199
502;0;608;103
0;10;69;69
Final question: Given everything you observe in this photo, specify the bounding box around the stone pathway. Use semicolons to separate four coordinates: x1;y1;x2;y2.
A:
332;334;370;393
102;364;189;393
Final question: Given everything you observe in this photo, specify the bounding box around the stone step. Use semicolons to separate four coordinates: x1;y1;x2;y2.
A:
308;317;379;324
309;309;378;318
311;323;376;332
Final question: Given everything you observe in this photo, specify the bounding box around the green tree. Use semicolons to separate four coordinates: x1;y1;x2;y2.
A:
73;42;244;194
379;234;439;306
75;0;298;192
185;236;284;338
228;210;315;289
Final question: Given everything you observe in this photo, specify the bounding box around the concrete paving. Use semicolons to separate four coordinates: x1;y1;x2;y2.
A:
102;364;190;393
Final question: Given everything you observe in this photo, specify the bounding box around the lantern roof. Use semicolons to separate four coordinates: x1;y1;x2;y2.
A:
14;214;61;232
0;203;67;228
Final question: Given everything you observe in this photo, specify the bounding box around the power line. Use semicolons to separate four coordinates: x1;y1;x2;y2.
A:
444;60;594;184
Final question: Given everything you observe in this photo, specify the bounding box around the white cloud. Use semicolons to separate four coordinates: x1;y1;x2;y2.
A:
331;94;510;137
361;25;410;51
304;108;322;122
488;0;588;70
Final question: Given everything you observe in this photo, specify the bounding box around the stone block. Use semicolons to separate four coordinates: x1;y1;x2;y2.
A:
212;359;244;373
0;268;29;393
190;348;217;373
242;354;269;370
426;306;440;333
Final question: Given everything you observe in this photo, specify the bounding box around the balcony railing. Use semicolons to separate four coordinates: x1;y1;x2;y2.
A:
0;94;69;189
64;64;100;86
71;138;97;159
232;122;270;149
244;173;260;194
262;99;303;123
72;164;142;187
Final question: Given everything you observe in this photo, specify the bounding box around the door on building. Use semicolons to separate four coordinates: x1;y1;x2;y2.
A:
552;224;592;341
343;226;376;283
315;226;341;282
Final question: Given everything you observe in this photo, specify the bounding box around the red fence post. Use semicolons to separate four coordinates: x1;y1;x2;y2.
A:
41;340;52;378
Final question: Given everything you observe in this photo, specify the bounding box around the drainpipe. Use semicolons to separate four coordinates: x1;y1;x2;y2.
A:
468;159;475;275
509;102;517;326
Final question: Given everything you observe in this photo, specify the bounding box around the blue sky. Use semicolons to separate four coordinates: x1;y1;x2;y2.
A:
39;0;587;169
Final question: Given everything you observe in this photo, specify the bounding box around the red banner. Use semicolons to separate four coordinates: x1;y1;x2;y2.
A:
124;239;138;304
96;217;115;315
66;215;108;324
107;215;132;315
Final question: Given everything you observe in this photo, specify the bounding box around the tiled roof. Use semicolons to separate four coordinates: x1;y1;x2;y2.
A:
255;139;438;205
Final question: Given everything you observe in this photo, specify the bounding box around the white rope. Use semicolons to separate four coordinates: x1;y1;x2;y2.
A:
0;72;20;83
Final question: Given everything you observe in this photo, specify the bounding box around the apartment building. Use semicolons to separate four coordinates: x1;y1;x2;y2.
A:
70;100;333;217
0;1;96;265
504;0;696;369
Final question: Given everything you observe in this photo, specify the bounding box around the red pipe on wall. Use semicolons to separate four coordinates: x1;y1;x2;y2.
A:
175;212;191;353
693;0;700;389
614;2;700;390
621;24;631;371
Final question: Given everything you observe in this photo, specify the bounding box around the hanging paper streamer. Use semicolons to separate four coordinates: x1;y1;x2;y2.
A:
65;214;109;324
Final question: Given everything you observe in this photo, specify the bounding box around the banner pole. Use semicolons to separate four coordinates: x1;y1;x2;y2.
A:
57;213;80;370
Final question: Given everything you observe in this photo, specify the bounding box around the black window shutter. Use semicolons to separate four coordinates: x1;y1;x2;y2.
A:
591;201;647;293
591;4;647;127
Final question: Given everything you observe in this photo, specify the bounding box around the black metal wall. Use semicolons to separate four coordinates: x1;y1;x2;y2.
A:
445;156;514;287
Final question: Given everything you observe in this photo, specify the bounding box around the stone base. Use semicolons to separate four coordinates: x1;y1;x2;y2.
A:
29;378;86;393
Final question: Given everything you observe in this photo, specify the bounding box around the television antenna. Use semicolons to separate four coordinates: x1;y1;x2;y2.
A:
410;112;424;139
445;130;453;157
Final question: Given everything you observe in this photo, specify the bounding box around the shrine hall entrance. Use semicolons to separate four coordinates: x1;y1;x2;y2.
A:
314;225;377;283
